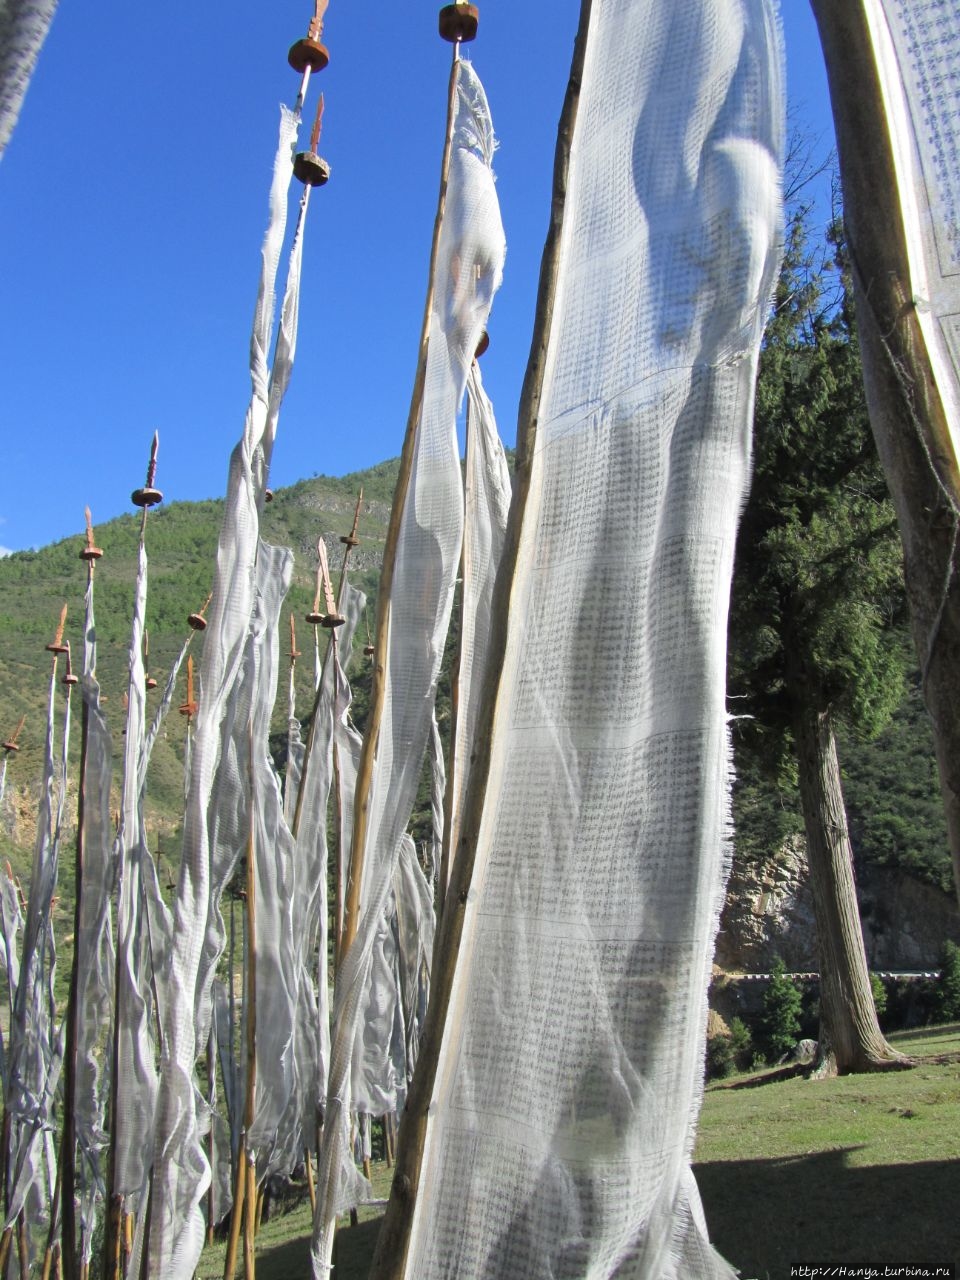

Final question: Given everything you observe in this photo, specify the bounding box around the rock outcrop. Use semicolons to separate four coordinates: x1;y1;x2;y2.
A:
715;835;960;973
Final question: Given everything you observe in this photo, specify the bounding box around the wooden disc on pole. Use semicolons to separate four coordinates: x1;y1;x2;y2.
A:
438;3;479;43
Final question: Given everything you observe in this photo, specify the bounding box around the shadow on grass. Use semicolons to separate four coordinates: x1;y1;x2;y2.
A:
254;1217;382;1280
696;1149;960;1278
715;1063;808;1090
891;1024;958;1045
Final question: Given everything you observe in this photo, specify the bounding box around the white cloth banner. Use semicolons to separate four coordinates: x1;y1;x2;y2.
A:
867;0;960;466
0;0;57;156
112;539;159;1204
393;834;435;1082
427;713;446;888
0;867;23;1167
310;56;506;1277
290;582;366;1155
4;664;66;1237
146;103;301;1280
447;362;511;879
405;2;783;1276
0;872;22;1072
74;576;117;1265
245;541;299;1178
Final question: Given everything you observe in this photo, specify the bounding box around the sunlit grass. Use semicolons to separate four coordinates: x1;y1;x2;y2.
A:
195;1025;960;1278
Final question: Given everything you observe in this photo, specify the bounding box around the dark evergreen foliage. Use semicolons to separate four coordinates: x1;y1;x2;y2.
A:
728;202;951;894
761;958;804;1060
729;208;906;759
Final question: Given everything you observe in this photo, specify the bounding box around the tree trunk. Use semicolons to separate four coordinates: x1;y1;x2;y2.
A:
793;701;906;1076
810;0;960;908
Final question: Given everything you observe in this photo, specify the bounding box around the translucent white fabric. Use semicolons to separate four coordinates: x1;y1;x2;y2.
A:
405;3;783;1276
427;713;446;886
212;977;239;1163
350;899;406;1117
332;588;367;945
284;660;304;829
0;872;21;1037
393;834;435;1080
351;833;436;1113
290;583;366;1157
447;363;511;881
0;860;23;1146
244;542;300;1179
203;1020;234;1228
310;56;506;1278
868;0;960;465
141;632;193;790
112;539;159;1204
74;577;117;1266
4;665;66;1236
134;640;185;1038
145;104;302;1280
0;0;57;156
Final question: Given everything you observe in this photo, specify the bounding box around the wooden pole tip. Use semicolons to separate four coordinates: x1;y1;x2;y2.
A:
288;36;329;74
293;152;331;187
131;486;163;509
439;3;479;42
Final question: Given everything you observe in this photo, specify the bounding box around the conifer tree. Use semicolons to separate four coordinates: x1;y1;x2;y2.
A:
761;958;803;1062
730;205;908;1075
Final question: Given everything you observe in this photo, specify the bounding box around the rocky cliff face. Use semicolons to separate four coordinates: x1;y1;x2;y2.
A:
715;835;960;973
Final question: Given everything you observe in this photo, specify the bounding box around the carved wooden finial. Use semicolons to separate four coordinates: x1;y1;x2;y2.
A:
294;94;331;187
62;642;79;686
188;591;213;632
132;431;163;508
80;506;104;561
288;0;330;73
46;603;69;655
179;654;198;720
144;630;158;690
307;537;345;626
317;537;344;628
341;486;363;549
2;714;26;754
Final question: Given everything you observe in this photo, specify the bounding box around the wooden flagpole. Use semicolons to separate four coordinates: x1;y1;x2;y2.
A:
309;37;464;1269
367;3;593;1274
223;734;258;1280
58;514;103;1280
340;31;462;971
289;486;361;847
243;737;258;1275
0;857;19;1266
331;488;362;959
104;439;162;1280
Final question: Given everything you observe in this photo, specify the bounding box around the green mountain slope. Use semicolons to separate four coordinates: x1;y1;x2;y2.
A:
0;462;399;880
0;455;954;908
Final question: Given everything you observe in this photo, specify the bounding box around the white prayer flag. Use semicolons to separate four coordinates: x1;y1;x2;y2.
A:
405;2;784;1275
310;57;506;1277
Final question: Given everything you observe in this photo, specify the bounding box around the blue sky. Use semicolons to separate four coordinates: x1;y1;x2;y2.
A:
0;2;835;554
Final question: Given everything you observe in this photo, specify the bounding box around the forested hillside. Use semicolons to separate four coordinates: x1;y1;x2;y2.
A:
0;456;953;904
0;463;397;879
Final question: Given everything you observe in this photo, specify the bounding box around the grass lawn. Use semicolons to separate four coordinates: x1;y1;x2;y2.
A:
696;1024;960;1278
201;1024;959;1278
195;1162;394;1280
